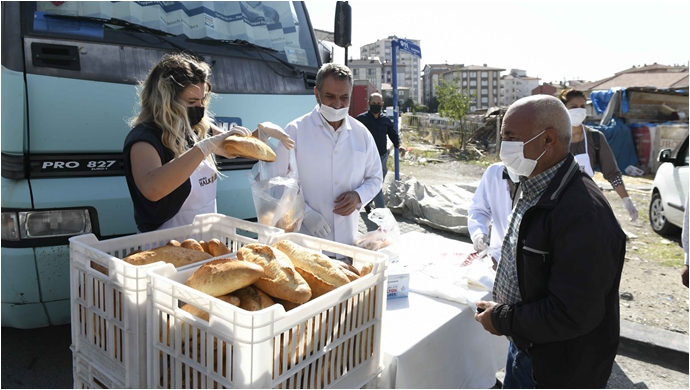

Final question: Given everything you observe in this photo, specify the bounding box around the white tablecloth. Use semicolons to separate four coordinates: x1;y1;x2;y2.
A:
374;233;509;389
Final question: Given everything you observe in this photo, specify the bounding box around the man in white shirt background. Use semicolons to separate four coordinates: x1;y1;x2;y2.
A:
272;63;383;251
467;162;520;270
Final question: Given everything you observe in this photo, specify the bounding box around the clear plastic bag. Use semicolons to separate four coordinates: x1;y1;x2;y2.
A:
247;141;305;232
354;208;400;251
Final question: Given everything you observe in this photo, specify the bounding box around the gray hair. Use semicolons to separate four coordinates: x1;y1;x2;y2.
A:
512;95;572;146
369;92;383;102
315;63;353;92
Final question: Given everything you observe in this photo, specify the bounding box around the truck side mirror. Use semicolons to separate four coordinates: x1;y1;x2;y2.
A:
334;1;351;48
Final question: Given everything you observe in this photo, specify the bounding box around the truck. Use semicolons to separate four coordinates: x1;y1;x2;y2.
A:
1;1;336;328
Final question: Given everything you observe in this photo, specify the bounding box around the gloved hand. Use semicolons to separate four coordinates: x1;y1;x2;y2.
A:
622;197;638;221
302;209;331;238
195;126;252;157
472;233;489;252
258;122;295;150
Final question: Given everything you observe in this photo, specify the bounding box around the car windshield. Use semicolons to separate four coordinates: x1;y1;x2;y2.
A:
29;1;319;68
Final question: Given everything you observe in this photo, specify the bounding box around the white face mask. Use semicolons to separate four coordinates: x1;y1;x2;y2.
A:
506;168;521;183
568;108;587;127
500;130;546;177
317;95;349;122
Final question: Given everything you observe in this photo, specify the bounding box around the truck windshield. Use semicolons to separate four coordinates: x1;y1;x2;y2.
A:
25;1;319;69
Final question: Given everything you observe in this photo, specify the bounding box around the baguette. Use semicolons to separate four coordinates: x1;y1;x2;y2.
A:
123;245;212;267
294;268;337;299
359;262;373;276
167;239;181;247
181;238;204;252
273;240;350;288
223;135;276;162
184;258;264;297
198;240;210;254
208;238;232;257
233;285;275;311
180;293;240;322
237;244;312;304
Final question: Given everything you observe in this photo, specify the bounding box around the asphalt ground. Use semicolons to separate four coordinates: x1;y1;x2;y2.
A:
1;211;687;389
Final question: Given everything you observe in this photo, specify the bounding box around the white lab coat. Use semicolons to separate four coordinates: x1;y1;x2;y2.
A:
274;106;383;245
467;163;515;262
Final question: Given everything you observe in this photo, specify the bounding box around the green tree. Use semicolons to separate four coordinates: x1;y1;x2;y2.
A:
435;78;474;149
403;98;415;113
427;96;440;113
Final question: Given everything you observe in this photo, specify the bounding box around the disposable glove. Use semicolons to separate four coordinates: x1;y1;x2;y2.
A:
195;126;252;157
258;122;295;150
303;209;331;238
622;197;638;222
472;233;489;252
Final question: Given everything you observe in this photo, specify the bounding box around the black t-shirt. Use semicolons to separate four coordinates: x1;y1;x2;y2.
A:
123;122;191;232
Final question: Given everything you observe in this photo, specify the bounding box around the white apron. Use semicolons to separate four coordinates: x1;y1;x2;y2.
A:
574;125;594;177
157;160;217;230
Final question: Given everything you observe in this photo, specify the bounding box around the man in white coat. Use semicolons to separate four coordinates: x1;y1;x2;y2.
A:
273;63;383;250
467;162;520;269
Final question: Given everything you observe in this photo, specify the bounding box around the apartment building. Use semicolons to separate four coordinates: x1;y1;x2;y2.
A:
348;57;383;89
360;36;421;103
500;69;540;106
422;63;453;106
439;64;505;112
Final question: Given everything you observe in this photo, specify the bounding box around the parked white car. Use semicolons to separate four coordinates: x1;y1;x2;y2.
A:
649;136;689;235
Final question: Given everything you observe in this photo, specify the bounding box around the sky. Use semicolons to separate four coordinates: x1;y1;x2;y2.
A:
304;0;690;84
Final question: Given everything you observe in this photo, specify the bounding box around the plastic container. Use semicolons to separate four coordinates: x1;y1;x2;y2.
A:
72;348;125;389
69;213;283;388
147;232;388;389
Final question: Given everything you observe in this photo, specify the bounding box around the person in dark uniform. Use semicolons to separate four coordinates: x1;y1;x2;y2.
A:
355;93;405;211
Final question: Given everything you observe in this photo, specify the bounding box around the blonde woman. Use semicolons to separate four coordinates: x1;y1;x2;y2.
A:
123;52;252;232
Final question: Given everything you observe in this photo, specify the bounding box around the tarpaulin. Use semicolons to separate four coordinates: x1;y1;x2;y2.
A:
590;88;629;115
587;117;639;173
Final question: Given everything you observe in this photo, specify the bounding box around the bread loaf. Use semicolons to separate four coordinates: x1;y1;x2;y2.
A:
208;238;232;257
123;245;212;267
199;240;210;254
273;240;350;288
184;259;263;297
294;268;337;299
237;244;312;304
181;293;240;322
181;238;204;252
167;239;181;247
223;135;276;162
234;285;275;311
359;262;373;276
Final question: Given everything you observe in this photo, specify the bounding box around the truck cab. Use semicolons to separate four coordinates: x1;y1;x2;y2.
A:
1;1;324;328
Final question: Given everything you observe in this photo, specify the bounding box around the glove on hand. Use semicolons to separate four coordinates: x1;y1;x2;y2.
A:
258;122;295;150
303;209;331;238
622;197;638;222
472;233;489;252
195;126;252;157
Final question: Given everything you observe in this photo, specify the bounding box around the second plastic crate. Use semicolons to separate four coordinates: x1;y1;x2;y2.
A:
147;232;388;389
69;213;283;388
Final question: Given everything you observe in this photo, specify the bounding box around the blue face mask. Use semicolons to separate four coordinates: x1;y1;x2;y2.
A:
187;106;205;127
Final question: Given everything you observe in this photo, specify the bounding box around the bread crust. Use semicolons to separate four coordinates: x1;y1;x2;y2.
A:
184;259;264;297
123;245;212;267
208;238;232;257
223;135;276;162
181;293;240;321
181;239;204;252
237;244;312;304
234;285;275;311
273;240;350;288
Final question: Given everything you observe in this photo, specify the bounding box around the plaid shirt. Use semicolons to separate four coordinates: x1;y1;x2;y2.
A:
493;159;566;305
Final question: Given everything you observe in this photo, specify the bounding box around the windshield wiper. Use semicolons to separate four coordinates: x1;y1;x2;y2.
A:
40;14;205;61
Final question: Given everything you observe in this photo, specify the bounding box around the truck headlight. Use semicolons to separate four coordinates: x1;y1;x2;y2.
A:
18;209;92;238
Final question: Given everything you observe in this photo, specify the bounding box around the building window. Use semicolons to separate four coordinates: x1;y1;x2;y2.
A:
493;80;497;86
462;80;468;87
481;97;488;103
470;71;476;77
353;69;359;76
481;88;488;95
493;89;497;95
470;80;477;87
470;89;477;96
481;71;488;77
481;80;488;86
493;71;498;77
494;97;498;103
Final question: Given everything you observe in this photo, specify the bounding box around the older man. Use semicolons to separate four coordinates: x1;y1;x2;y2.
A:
273;63;382;249
474;95;626;388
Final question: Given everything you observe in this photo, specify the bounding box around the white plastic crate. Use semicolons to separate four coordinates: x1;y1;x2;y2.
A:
69;213;283;389
147;232;388;389
73;348;125;389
